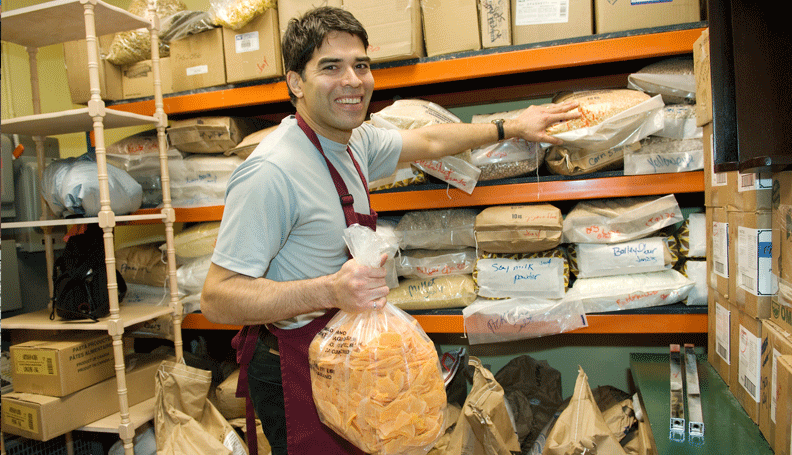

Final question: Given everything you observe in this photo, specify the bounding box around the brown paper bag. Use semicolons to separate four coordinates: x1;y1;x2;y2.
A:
443;357;521;455
155;360;248;455
543;367;627;455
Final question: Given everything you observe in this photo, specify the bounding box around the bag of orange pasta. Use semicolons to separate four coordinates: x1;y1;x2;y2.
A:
309;224;447;455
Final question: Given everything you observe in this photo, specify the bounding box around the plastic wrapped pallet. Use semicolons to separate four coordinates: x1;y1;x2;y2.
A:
387;275;477;310
473;249;568;299
565;269;695;313
627;56;696;105
475;204;563;253
371;99;481;193
395;208;477;250
470;109;544;181
544;90;665;176
562;194;683;244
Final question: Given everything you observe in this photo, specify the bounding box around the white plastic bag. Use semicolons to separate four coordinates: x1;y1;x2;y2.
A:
462;296;588;345
41;153;143;217
565;269;695;313
309;224;447;455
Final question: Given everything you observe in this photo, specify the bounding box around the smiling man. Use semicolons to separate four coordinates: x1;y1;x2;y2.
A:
200;6;579;455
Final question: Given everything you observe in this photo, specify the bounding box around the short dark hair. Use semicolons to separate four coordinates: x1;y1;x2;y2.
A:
281;6;369;106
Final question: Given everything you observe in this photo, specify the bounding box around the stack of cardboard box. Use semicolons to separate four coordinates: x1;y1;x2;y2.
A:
696;27;792;454
1;332;167;441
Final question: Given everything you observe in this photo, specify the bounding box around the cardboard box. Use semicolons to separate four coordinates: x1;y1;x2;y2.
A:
760;320;792;446
278;0;343;38
728;210;775;319
478;0;511;48
512;0;592;46
2;353;167;441
421;0;481;57
730;308;763;424
729;171;774;212
170;27;226;93
773;296;792;334
775;355;792;455
63;35;123;104
344;0;425;62
703;123;729;207
10;333;113;397
223;8;283;84
122;57;173;100
708;290;733;385
167;116;265;154
594;0;701;34
707;206;729;298
774;171;792;301
693;28;711;126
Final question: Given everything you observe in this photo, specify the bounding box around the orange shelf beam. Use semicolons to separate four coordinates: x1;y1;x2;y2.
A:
181;311;706;334
108;27;704;117
370;171;704;212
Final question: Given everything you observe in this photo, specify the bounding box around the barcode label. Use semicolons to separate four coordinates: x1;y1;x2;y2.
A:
717;343;728;361
235;31;260;54
743;376;756;397
741;273;756;292
46;358;53;375
715;261;726;275
714;172;727;186
515;0;570;25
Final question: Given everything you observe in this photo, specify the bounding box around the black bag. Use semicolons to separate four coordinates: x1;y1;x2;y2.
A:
50;223;126;321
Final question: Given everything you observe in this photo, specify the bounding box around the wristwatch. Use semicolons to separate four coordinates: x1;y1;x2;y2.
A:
491;118;505;141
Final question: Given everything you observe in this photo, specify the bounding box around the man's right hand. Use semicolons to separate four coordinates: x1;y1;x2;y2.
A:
331;254;390;312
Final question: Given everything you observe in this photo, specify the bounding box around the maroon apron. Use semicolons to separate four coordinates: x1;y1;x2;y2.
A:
234;114;377;455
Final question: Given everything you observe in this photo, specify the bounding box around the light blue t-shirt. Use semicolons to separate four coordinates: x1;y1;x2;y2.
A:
211;116;402;327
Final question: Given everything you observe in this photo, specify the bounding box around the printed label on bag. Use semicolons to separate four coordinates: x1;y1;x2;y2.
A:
235;31;260;53
224;430;248;455
14;350;58;376
3;401;39;433
515;0;569;25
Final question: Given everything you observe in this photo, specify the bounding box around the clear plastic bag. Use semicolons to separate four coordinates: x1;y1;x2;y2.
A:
309;224;447;455
208;0;276;30
106;0;187;66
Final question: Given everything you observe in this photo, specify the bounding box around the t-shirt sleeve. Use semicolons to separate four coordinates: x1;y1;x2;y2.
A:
211;160;296;278
355;123;402;183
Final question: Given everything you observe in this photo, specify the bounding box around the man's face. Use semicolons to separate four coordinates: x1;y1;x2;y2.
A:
287;31;374;143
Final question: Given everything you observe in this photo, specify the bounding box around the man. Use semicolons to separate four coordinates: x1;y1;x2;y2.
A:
201;6;579;454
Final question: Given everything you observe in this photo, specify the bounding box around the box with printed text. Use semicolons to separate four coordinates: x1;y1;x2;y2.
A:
223;8;283;84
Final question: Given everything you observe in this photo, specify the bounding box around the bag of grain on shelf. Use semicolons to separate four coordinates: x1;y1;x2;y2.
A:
371;99;481;194
565;269;695;313
462;295;587;345
475;204;563;253
387;274;477;310
675;212;706;258
167;117;267;154
474;250;568;299
167;221;221;262
116;242;168;287
396;248;477;279
628;56;696;105
470;109;545;181
176;255;212;296
544;90;665;176
395;208;477;250
310;225;446;454
566;237;677;279
209;0;276;30
562;194;683;244
106;0;187;66
678;258;707;306
623;136;703;175
170;154;244;207
369;161;427;191
655;104;702;139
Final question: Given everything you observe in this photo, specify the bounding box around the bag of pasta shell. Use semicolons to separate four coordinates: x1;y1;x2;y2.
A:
309;224;447;455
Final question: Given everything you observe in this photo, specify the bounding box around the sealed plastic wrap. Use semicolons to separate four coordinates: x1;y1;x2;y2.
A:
42;153;143;217
654;104;702;139
309;225;446;455
565;269;695;313
562;194;683;244
371;99;480;193
567;237;677;278
678;259;707;306
170;154;244;207
470;109;544;181
627;56;696;105
473;249;568;299
395;208;477;250
462;296;587;345
209;0;275;30
396;248;477;279
387;275;477;310
623;136;703;175
176;255;212;296
159;10;215;43
106;0;187;66
544;91;664;176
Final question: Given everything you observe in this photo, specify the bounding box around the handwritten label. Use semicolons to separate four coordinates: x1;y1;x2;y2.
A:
476;257;565;299
577;237;667;277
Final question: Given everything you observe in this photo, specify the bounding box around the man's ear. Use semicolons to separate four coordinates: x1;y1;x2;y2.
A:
286;71;303;99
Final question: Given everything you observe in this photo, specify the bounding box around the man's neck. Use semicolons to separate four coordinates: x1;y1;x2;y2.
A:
295;106;352;144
